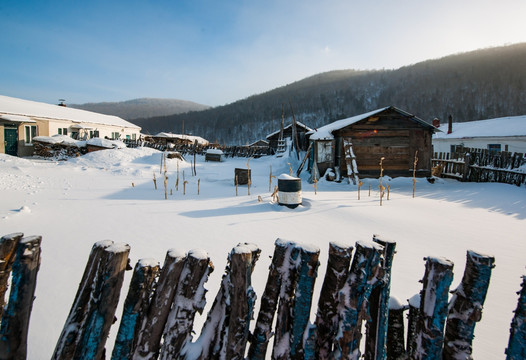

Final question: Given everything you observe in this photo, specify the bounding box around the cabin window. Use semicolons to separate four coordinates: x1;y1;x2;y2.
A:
24;125;38;145
132;133;136;140
450;144;461;153
317;141;333;163
58;128;68;135
488;144;501;155
111;132;120;140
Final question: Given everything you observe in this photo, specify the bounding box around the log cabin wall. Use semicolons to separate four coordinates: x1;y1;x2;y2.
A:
334;109;433;178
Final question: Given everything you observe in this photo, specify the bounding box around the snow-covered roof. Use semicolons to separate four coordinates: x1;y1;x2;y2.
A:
266;121;314;139
0;95;140;130
433;115;526;139
309;106;433;140
151;132;209;146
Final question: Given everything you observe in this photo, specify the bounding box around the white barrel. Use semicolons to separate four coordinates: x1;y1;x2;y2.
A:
278;174;302;208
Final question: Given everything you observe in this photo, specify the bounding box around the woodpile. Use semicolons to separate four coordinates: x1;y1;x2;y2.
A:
33;140;85;158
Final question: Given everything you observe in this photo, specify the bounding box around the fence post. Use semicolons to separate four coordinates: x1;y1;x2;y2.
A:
133;249;186;360
413;256;454;360
312;242;353;359
386;297;407;360
0;232;23;319
505;275;526;360
443;250;495;359
159;250;213;360
0;235;42;360
406;294;421;358
333;241;384;359
111;259;160;360
462;153;471;181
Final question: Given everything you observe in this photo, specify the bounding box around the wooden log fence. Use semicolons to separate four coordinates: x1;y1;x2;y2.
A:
1;232;526;359
432;149;526;186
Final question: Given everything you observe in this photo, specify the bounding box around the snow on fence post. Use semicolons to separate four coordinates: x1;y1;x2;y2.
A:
159;249;214;360
290;245;320;359
443;250;495;359
272;240;300;360
333;240;384;360
505;275;526;360
0;235;41;360
111;258;160;360
53;241;130;360
365;235;397;360
386;297;407;360
413;256;454;360
406;294;421;358
311;242;354;359
247;239;293;360
133;249;186;360
0;232;23;320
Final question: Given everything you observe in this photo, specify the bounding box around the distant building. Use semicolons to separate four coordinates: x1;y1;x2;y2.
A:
309;106;437;178
432;115;526;154
266;121;313;152
147;132;209;147
0;95;141;157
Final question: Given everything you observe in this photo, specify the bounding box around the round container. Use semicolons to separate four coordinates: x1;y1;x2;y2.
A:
278;174;302;208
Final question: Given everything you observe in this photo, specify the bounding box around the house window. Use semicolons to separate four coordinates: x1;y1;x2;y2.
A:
126;134;131;140
488;144;501;155
111;132;120;140
450;144;461;153
24;125;38;145
58;128;68;135
132;133;136;140
91;130;99;138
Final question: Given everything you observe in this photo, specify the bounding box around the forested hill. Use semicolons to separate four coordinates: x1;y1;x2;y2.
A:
131;43;526;145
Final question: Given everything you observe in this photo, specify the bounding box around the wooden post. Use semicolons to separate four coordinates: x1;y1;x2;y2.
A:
111;259;160;360
413;256;454;360
506;275;526;360
248;239;293;360
365;235;397;360
386;297;407;360
133;249;186;360
406;294;421;358
379;157;385;206
183;180;188;195
236;175;239;196
0;235;41;360
358;179;363;200
269;165;275;192
413;150;418;198
462;153;471;182
0;232;23;319
290;246;320;359
333;241;384;359
443;251;495;359
198;178;200;195
159;250;214;360
53;241;130;360
153;172;157;190
312;242;353;359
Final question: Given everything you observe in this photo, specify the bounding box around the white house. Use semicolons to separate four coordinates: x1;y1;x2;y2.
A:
433;115;526;154
0;95;141;157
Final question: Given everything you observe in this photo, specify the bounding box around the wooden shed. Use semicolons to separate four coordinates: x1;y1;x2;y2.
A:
308;106;437;179
266;121;313;152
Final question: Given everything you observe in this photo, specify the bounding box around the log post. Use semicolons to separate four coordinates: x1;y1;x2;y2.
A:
53;241;130;360
312;242;353;359
159;250;214;360
290;245;320;359
443;250;495;359
111;259;160;360
271;241;300;360
406;294;421;358
333;240;384;360
0;232;23;319
505;275;526;360
386;297;407;360
365;235;397;360
0;235;42;360
462;153;471;182
247;239;293;360
133;249;186;360
413;257;454;360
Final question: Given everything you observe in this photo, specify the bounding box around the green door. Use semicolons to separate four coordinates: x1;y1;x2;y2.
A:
4;127;18;156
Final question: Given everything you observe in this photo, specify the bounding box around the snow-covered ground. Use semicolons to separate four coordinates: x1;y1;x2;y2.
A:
0;147;524;359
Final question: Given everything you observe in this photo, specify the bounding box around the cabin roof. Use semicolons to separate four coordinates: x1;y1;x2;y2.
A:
309;106;434;140
433;115;526;139
266;121;314;139
151;131;209;145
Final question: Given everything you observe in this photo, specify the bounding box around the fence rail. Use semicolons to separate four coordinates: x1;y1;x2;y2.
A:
1;232;525;359
432;148;526;186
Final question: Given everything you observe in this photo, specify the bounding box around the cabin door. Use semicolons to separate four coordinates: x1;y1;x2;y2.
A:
4;127;18;156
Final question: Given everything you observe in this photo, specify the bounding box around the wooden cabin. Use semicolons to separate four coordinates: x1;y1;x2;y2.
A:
309;106;437;178
266;121;313;152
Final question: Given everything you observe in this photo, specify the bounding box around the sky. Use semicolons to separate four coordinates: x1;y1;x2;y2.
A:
1;0;526;107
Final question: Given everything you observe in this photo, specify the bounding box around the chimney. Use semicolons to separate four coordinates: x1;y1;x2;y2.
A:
58;99;66;107
447;115;453;134
432;118;440;128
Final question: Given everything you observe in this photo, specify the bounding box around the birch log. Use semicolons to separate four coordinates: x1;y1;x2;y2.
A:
443;250;495;360
111;259;160;360
133;249;186;360
0;235;41;360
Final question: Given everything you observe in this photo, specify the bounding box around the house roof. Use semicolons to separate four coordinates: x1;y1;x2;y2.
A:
433;115;526;139
309;106;434;140
0;95;140;130
266;121;314;139
152;132;209;146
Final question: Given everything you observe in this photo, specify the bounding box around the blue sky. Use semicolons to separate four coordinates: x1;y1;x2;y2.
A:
1;0;525;107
